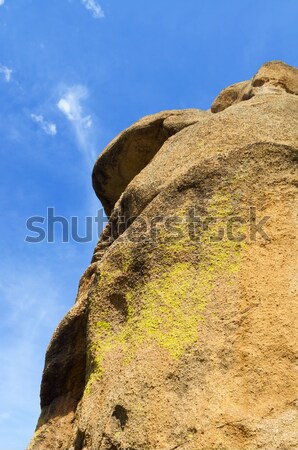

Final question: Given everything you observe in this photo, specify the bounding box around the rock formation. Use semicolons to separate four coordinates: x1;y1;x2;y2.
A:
28;61;298;450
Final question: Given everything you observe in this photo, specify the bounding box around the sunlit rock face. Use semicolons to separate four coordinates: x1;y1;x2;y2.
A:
29;61;298;450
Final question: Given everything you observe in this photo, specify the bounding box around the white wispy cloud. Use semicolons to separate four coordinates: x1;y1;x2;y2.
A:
0;0;5;6
57;85;96;166
31;114;57;136
82;0;104;19
0;64;12;82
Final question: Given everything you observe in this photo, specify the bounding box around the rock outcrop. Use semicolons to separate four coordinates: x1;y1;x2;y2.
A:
28;61;298;450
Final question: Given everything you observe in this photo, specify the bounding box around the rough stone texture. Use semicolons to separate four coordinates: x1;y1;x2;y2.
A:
28;61;298;450
92;109;208;216
211;60;298;113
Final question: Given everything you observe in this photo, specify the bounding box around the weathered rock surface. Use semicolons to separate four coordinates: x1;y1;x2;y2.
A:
92;109;208;216
211;60;298;113
28;61;298;450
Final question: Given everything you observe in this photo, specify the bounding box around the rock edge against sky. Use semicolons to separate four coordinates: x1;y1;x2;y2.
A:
29;61;298;450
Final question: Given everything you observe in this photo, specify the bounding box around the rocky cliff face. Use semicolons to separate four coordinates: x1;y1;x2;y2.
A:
28;61;298;450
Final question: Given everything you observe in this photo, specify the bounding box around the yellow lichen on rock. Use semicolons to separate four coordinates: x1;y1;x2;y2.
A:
88;188;246;385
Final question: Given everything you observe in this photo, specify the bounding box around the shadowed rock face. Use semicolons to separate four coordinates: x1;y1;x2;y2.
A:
28;61;298;450
92;109;208;216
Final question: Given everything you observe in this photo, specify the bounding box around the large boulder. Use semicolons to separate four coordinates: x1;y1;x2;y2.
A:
29;61;298;450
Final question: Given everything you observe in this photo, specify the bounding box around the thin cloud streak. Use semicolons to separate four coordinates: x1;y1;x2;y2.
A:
31;114;57;136
0;64;12;82
57;85;97;167
82;0;104;19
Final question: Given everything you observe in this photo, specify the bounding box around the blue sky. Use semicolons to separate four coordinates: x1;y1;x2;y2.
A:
0;1;297;449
